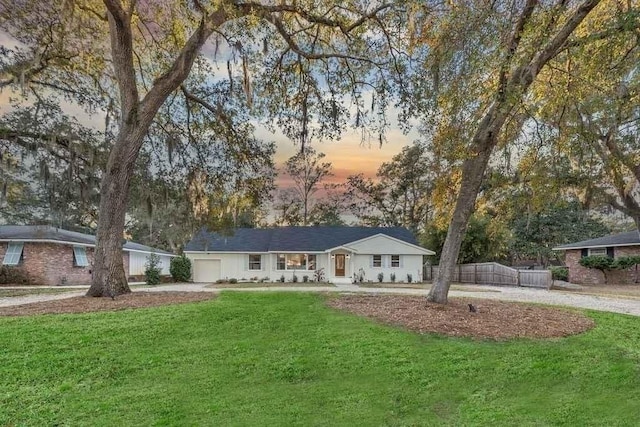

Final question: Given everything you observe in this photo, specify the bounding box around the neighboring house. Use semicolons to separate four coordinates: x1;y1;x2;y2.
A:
553;231;640;285
0;225;176;286
184;226;434;284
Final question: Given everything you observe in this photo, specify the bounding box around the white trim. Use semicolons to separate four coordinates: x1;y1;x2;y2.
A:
588;248;608;256
0;239;175;257
0;239;95;247
553;243;636;251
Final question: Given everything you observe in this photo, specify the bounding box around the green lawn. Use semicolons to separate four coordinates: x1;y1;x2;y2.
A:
1;293;639;426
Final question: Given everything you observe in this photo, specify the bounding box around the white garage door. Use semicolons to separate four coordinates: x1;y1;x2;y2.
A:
193;259;221;282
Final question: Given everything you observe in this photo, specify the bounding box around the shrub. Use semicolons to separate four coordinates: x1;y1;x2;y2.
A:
549;266;568;281
292;274;298;283
377;272;384;283
0;266;31;285
144;253;162;286
170;255;191;282
314;268;325;282
303;275;309;283
390;273;396;283
612;256;640;270
229;278;238;284
280;275;285;283
407;273;413;283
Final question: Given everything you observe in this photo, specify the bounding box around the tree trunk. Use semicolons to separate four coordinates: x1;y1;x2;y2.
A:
86;130;144;297
427;140;494;303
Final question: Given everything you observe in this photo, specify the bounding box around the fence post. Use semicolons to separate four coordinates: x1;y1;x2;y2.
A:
474;264;478;284
517;270;521;287
457;264;461;283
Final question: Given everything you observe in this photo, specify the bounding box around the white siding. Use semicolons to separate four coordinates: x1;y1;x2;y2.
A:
128;251;172;275
346;234;432;255
185;252;329;282
352;254;423;283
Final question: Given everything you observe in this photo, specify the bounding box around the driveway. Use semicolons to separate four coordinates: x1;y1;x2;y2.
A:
1;283;639;317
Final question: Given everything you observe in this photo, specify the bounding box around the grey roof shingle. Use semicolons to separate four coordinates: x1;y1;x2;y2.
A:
0;225;174;255
184;226;422;252
554;231;640;250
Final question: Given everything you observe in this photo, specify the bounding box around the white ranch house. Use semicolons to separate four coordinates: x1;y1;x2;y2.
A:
184;226;434;284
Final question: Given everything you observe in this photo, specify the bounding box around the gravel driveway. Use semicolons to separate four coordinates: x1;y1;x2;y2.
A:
1;284;639;317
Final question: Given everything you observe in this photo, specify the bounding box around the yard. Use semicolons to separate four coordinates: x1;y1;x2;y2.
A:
1;292;639;425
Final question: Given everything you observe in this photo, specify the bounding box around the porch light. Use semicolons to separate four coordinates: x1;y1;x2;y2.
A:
345;254;350;259
331;255;335;259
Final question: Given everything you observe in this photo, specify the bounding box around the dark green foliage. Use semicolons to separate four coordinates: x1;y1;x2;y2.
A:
313;268;325;282
390;273;396;283
292;274;298;283
377;272;384;283
579;256;615;271
170;255;192;282
280;275;286;283
407;273;413;283
549;266;569;281
511;201;610;265
303;275;309;283
0;267;31;285
144;253;162;286
422;213;510;264
612;256;640;270
229;278;238;284
577;255;640;285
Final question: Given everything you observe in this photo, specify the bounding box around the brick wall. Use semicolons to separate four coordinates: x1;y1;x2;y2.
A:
1;242;131;286
566;246;640;285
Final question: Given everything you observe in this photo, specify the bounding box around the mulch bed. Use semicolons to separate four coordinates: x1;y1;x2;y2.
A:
0;292;216;317
327;295;595;340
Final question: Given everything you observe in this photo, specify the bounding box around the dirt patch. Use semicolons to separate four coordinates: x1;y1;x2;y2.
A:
327;295;595;340
0;291;216;317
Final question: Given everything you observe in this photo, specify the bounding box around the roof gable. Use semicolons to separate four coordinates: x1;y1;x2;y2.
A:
184;226;426;253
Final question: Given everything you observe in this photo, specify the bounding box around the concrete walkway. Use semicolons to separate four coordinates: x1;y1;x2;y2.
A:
1;283;640;317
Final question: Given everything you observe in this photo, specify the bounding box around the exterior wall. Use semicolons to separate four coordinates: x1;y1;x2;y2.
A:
351;253;423;283
566;246;640;285
0;242;94;286
185;252;328;282
185;251;425;283
128;251;172;276
0;242;135;286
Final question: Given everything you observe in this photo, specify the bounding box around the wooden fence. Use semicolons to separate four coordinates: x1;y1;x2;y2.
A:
423;262;551;289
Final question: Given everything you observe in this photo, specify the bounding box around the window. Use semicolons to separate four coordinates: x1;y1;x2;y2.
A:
307;254;316;270
588;248;607;256
249;254;261;270
391;255;400;268
3;242;23;266
73;246;89;267
276;254;317;270
372;255;382;267
277;254;286;270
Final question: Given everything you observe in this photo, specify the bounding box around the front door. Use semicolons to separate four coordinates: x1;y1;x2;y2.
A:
335;254;345;277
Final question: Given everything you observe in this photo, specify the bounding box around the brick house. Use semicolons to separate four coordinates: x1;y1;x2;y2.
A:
0;225;176;286
554;231;640;285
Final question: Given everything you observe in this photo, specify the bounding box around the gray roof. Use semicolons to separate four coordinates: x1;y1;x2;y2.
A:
0;225;174;255
184;226;422;252
554;231;640;250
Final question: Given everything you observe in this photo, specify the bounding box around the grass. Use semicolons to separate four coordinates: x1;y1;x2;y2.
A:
1;292;639;426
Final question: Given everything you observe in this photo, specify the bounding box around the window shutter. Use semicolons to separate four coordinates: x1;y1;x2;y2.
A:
581;248;588;258
370;256;373;267
607;247;615;258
